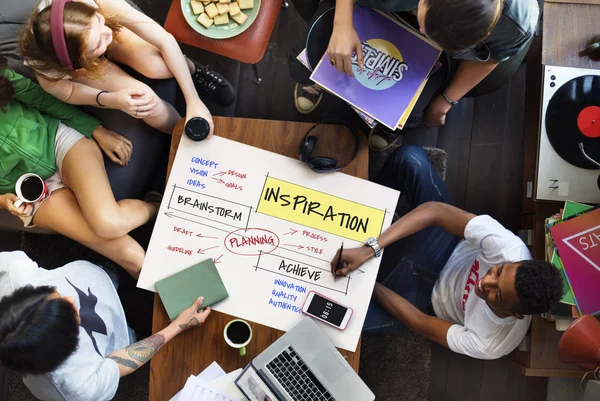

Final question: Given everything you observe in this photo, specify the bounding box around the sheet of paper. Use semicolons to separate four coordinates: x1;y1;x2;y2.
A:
178;376;238;401
138;135;399;351
209;368;246;400
198;361;226;382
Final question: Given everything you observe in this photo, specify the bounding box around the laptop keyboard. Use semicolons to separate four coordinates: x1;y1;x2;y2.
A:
266;346;334;401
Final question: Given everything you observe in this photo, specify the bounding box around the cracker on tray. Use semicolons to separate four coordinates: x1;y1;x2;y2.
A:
190;0;204;14
232;11;248;25
214;13;229;25
228;2;241;15
238;0;253;10
204;2;219;18
197;12;214;28
216;2;229;14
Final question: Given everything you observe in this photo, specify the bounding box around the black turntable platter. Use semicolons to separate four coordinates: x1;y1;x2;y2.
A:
546;75;600;169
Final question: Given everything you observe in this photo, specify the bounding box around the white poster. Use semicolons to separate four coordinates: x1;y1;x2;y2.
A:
138;135;399;351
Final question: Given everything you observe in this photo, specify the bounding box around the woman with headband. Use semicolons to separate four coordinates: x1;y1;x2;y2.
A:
290;0;539;137
0;56;156;279
19;0;235;137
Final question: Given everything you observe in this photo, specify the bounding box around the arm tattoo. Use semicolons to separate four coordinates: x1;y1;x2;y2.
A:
179;317;200;331
125;333;166;364
107;355;139;370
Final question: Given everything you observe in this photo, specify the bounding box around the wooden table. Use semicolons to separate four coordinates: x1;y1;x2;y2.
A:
149;117;368;401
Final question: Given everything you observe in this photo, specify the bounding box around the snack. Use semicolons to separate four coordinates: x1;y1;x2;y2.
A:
197;13;214;28
190;0;204;14
204;2;219;18
216;2;229;14
219;0;231;3
231;11;248;25
214;13;229;25
201;0;211;4
238;0;253;10
228;2;240;16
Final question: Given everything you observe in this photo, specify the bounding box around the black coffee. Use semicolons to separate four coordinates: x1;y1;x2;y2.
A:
226;321;250;344
20;177;43;201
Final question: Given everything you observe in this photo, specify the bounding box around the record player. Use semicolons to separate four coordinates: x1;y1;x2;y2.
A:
537;65;600;203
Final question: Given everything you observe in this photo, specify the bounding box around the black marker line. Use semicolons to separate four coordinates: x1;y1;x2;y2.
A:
255;250;262;272
168;184;176;210
254;211;366;242
255;267;347;295
175;185;251;208
170;206;243;230
245;206;253;232
262;252;334;273
255;172;270;213
378;208;387;236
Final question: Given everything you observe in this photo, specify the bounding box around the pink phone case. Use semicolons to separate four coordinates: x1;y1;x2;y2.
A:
302;290;353;330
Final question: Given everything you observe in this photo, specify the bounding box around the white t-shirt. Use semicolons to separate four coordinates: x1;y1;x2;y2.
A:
0;251;129;401
431;215;532;360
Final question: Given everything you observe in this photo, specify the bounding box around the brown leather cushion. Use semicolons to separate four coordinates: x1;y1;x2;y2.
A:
164;0;281;64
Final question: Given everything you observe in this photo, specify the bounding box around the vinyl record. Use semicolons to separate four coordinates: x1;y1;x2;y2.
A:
546;75;600;169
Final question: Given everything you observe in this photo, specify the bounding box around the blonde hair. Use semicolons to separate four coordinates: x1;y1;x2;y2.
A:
19;1;121;81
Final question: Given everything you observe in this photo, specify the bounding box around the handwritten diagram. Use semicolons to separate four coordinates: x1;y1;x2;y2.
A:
138;136;399;352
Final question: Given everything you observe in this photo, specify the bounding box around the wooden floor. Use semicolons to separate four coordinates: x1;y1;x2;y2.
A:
0;0;549;400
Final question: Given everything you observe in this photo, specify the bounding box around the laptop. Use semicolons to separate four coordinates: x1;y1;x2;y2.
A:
235;316;375;401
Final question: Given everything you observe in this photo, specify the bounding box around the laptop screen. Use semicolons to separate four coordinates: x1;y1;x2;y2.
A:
235;364;280;401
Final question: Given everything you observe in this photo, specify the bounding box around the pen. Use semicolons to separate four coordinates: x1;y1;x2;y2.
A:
334;242;344;277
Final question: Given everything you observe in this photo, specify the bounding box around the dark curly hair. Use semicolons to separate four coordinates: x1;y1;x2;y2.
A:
513;260;564;315
0;56;15;111
0;285;79;374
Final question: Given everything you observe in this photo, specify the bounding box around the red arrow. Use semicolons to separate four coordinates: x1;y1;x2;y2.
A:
213;254;224;264
283;244;304;250
283;228;298;236
212;178;225;184
197;246;219;254
196;233;218;239
213;171;226;177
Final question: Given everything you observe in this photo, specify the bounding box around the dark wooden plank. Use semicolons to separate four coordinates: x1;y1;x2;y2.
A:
436;97;475;209
479;355;547;401
443;349;484;401
428;344;450;401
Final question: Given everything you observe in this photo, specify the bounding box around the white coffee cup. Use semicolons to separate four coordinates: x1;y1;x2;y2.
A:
14;173;49;209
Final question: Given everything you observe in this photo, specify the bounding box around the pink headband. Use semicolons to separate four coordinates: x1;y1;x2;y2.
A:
50;0;74;70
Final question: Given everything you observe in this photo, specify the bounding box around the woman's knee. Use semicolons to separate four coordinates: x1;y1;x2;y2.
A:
88;211;129;239
138;52;173;80
114;243;144;276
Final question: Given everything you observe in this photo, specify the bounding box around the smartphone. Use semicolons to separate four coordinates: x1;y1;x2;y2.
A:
302;291;353;330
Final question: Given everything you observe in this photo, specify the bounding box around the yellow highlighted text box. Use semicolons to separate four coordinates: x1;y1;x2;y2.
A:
257;177;385;242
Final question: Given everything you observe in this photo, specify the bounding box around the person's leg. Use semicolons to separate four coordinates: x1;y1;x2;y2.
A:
60;136;158;239
33;189;144;278
363;145;461;333
75;61;180;134
110;28;235;106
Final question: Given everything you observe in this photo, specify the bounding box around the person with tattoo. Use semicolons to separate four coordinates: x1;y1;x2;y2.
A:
0;251;211;400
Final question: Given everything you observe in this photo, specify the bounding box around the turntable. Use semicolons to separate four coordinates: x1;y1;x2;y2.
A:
537;65;600;203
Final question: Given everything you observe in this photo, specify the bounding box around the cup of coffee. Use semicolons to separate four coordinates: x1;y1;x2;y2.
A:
14;173;49;210
224;319;252;356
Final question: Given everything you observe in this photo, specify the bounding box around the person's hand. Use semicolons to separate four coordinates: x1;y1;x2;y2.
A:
104;89;158;119
172;296;212;333
424;95;453;127
0;194;33;217
92;126;133;166
330;246;373;278
186;101;215;139
327;22;364;77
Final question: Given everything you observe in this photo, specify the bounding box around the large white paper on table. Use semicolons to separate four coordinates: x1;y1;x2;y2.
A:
138;135;399;351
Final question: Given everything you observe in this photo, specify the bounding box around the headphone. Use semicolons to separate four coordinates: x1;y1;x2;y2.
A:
298;119;359;173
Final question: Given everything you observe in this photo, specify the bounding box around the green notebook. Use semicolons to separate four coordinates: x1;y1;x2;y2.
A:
155;259;229;321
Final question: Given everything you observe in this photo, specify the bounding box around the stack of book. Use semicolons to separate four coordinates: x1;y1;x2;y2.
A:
298;7;441;130
544;201;600;329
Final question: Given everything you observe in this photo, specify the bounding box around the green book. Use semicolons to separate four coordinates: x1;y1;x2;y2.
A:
155;259;229;321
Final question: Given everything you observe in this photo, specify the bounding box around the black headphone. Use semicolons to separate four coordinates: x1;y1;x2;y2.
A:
298;119;360;173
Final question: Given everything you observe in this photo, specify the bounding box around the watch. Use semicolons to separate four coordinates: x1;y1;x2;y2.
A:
364;237;381;258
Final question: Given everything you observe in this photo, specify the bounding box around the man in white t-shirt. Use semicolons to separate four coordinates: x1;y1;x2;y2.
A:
332;145;564;360
0;251;211;401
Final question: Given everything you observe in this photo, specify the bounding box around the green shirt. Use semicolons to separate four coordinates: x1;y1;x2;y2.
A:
0;67;100;194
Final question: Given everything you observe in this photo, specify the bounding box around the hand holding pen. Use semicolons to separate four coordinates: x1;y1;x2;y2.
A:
330;243;374;278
